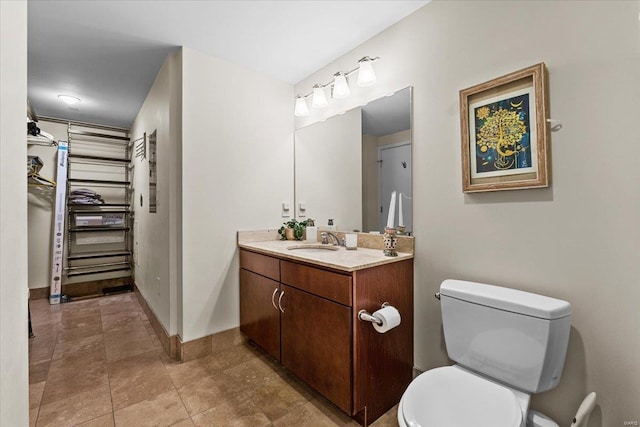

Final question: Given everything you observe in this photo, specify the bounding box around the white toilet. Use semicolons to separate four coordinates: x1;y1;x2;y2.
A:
398;279;571;427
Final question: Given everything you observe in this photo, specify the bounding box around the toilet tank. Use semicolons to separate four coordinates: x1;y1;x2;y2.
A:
440;280;571;393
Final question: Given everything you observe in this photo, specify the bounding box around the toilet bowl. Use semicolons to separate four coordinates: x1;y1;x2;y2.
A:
398;366;528;427
398;280;571;427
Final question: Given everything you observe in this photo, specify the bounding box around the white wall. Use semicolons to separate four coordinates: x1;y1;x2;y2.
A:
180;47;294;341
295;108;362;231
295;1;640;425
130;50;182;335
0;0;30;424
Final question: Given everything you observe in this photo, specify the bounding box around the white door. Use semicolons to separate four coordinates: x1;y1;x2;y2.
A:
379;142;412;233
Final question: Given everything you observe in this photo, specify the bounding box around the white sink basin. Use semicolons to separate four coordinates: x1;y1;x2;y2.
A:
287;244;339;253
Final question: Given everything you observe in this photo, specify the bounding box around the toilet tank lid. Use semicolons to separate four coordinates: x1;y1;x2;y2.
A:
440;280;571;320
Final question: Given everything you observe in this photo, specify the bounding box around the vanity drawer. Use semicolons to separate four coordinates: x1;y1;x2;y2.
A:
281;260;352;306
240;249;280;281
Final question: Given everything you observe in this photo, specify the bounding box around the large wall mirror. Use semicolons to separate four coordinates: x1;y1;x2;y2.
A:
294;87;412;234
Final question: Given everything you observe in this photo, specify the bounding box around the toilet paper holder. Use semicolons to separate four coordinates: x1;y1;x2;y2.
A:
358;302;390;325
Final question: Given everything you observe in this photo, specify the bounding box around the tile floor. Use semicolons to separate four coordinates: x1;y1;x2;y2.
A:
29;292;399;426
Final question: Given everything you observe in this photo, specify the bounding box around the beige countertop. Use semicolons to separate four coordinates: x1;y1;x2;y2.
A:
238;240;413;272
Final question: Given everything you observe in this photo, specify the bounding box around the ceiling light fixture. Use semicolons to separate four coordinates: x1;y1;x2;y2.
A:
294;56;379;117
58;94;81;105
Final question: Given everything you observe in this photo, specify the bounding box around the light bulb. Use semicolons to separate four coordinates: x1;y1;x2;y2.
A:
357;57;377;87
312;84;328;108
332;72;350;99
294;95;309;117
58;94;81;105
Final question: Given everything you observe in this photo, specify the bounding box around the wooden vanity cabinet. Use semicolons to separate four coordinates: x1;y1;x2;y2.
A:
239;251;281;360
239;248;413;426
280;260;353;414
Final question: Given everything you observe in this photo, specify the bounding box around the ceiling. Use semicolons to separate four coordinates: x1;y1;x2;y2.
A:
362;87;411;136
28;1;429;129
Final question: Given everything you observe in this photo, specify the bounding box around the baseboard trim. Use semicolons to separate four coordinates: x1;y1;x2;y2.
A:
29;277;132;300
133;284;178;359
133;283;243;362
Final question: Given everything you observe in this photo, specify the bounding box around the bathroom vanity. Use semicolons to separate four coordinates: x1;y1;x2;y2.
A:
238;237;414;426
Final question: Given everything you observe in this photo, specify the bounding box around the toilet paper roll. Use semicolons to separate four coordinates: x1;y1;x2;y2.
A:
372;305;401;333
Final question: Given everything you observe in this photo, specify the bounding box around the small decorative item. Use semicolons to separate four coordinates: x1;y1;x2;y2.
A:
278;219;314;241
460;63;550;193
396;225;406;235
383;227;398;257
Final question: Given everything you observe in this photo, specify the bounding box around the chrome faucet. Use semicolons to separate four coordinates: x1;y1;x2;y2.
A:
321;232;341;246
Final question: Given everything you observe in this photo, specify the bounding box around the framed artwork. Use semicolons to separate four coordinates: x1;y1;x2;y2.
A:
460;63;549;193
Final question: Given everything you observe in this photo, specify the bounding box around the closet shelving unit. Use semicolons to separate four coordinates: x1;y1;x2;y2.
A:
65;125;134;283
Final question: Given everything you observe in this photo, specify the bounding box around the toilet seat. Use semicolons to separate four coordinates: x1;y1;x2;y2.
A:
399;366;523;427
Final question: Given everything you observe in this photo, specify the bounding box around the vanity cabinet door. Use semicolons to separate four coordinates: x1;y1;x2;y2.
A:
239;269;281;360
280;284;352;414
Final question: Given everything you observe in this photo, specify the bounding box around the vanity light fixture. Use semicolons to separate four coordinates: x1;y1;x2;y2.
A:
58;94;81;105
294;95;309;116
293;56;380;117
357;56;377;87
332;72;351;98
312;84;329;108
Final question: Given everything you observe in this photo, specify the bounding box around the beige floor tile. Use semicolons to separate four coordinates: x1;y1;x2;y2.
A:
29;381;46;409
29;407;38;427
101;311;142;332
60;313;102;330
211;327;243;355
191;394;270;427
369;404;399;427
103;325;151;347
41;355;108;405
55;322;103;344
247;374;310;421
224;356;282;390
176;371;250;416
75;412;115;427
214;343;262;371
110;368;175;410
28;336;57;365
29;292;403;427
272;400;356;427
29;360;51;384
48;348;107;372
99;301;141;316
170;419;195;426
51;333;104;360
98;294;134;306
113;389;189;427
165;354;221;389
36;384;112;427
105;334;157;362
106;350;164;380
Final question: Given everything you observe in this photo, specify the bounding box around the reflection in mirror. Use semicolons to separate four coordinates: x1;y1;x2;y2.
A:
294;87;412;234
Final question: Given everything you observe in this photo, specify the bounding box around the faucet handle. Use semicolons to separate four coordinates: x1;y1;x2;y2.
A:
321;232;328;245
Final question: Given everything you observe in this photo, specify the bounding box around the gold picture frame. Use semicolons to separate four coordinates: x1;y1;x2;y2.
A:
460;63;549;193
